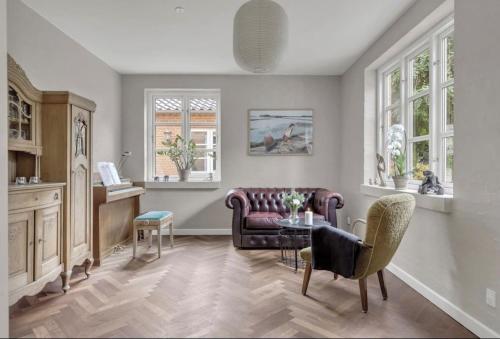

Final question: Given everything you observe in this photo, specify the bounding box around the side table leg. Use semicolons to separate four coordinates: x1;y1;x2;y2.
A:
294;230;298;272
279;233;284;261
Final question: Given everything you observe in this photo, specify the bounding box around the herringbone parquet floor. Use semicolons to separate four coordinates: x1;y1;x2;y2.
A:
10;236;475;338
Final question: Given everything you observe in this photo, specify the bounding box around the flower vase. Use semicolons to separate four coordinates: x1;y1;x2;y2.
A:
393;175;409;190
178;169;191;182
289;208;299;224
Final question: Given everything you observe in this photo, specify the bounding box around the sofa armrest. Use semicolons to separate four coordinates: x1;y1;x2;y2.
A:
225;189;250;217
314;189;344;224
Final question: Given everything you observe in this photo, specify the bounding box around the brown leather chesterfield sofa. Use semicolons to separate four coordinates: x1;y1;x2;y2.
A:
225;188;344;249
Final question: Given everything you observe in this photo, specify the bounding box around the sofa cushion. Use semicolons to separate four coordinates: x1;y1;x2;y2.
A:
245;212;283;230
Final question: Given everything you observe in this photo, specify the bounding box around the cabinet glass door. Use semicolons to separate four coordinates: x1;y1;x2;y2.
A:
8;86;33;142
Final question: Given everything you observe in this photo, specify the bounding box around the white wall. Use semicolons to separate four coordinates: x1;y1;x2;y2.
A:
7;0;122;167
340;0;500;335
0;0;9;336
122;75;342;230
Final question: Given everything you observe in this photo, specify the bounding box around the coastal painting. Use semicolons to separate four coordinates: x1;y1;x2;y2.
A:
248;110;313;155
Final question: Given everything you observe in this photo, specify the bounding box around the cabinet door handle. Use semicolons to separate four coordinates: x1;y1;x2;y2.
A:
29;241;33;246
54;193;59;200
38;238;44;244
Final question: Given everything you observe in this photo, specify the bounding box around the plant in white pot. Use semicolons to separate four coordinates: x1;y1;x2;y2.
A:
387;124;410;190
157;134;198;182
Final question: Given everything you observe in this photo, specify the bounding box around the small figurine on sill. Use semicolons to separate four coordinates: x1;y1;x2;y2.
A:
418;170;445;195
368;178;373;185
376;153;387;187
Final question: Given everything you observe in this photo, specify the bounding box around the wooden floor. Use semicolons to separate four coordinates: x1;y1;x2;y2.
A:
10;236;475;338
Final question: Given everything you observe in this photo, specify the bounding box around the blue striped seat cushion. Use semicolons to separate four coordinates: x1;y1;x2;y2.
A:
135;211;172;221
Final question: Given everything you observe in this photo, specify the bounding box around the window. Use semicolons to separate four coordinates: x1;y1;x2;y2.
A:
146;89;221;182
378;18;454;188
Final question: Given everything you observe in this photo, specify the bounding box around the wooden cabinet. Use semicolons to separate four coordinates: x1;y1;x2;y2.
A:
8;184;64;306
41;93;96;291
8;211;34;295
7;55;97;304
70;106;92;265
35;205;62;280
7;55;42;157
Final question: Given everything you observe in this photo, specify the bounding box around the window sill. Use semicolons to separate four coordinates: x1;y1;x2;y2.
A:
360;184;453;213
139;181;221;190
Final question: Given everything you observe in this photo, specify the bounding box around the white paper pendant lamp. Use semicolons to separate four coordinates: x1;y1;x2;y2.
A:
233;0;288;73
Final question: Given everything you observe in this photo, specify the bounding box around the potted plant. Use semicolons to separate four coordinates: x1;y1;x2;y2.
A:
157;134;198;182
283;189;305;224
387;124;410;190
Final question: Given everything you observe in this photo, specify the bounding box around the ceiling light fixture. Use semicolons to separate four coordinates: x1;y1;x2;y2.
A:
233;0;288;73
174;6;185;14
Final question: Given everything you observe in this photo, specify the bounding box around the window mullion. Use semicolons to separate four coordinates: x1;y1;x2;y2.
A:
408;89;430;102
402;57;411;176
183;95;189;139
430;32;439;177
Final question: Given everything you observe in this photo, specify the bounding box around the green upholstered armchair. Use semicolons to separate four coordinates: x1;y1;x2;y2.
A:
300;193;416;312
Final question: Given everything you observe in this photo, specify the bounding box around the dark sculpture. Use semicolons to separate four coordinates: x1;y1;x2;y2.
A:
418;170;445;195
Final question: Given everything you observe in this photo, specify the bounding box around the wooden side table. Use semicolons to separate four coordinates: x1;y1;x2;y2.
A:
133;211;174;259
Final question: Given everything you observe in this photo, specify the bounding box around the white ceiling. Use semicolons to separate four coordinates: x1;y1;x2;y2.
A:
22;0;414;75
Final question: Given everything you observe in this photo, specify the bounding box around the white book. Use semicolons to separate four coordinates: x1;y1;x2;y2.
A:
97;162;121;186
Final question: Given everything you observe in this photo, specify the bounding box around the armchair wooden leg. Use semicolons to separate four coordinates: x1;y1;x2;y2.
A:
359;278;368;313
334;273;338;280
377;269;388;300
302;263;312;295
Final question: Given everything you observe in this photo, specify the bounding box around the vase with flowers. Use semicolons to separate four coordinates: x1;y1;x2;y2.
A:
157;134;199;182
387;124;410;190
283;189;305;224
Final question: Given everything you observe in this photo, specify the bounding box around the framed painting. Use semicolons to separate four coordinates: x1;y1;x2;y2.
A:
248;109;313;155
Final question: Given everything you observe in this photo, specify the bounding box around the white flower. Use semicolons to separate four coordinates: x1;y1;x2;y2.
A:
393;149;401;157
391;124;405;133
292;199;301;206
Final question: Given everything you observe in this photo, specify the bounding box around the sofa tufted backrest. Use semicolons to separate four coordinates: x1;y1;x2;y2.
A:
241;188;319;214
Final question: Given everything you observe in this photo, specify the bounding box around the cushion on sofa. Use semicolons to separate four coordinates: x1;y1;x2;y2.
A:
245;212;283;230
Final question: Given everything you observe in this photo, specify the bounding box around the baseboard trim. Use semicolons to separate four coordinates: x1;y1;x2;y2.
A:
157;228;232;236
387;263;499;338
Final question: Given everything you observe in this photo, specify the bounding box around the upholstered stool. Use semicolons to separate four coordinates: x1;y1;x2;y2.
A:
133;211;174;259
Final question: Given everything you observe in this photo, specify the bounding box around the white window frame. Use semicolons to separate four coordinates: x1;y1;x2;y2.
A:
190;128;217;175
377;17;454;192
145;88;221;182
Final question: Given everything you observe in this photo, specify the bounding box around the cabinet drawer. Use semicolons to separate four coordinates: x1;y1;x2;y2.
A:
9;188;62;211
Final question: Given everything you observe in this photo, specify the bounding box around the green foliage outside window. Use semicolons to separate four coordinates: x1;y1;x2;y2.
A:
413;50;430;93
413;96;429;137
413;141;429;180
447;36;455;80
411;50;431;179
390;68;400;105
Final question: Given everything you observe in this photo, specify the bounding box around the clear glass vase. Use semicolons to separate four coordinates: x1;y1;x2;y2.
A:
288;208;299;224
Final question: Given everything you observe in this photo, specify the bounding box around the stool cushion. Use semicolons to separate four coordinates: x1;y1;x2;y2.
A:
136;211;172;221
135;211;173;226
